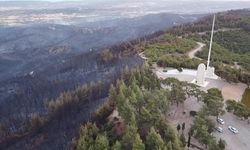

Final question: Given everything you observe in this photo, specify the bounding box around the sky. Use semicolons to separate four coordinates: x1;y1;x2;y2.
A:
0;0;250;1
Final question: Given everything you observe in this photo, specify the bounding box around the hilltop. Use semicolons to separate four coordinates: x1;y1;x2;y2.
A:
1;8;250;150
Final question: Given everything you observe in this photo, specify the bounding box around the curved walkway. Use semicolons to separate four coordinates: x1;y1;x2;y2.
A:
187;42;206;59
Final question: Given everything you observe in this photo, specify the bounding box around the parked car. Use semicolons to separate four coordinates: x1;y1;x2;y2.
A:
228;126;239;134
163;69;168;72
215;126;223;133
217;118;225;125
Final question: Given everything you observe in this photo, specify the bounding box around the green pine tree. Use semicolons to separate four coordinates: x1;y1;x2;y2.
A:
133;133;145;150
146;127;165;150
113;141;122;150
94;134;109;150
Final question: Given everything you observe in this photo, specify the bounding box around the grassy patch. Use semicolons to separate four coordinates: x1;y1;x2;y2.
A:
144;34;197;62
157;55;203;69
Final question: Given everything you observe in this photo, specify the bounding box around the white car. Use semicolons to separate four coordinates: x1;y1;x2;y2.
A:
215;127;223;133
217;118;225;125
228;126;239;134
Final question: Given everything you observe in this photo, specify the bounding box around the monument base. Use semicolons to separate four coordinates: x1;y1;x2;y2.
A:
206;74;219;80
191;79;209;87
206;66;219;79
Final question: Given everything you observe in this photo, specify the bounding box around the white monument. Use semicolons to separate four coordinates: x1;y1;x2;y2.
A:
206;66;215;77
196;63;206;86
193;15;218;86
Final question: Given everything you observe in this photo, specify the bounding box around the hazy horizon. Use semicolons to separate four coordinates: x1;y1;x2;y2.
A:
1;0;250;2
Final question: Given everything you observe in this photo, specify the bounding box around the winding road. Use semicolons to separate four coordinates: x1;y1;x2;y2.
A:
187;42;206;59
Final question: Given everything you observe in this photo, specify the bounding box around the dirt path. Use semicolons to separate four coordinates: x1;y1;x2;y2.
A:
222;82;247;102
187;42;206;59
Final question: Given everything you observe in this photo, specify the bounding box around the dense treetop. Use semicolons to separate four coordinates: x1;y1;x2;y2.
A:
76;68;183;150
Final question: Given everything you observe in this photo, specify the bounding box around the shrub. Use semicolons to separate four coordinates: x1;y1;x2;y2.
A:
190;111;197;117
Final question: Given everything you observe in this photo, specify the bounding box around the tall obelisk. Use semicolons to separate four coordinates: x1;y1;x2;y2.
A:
195;15;217;86
206;15;216;77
